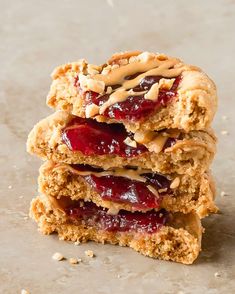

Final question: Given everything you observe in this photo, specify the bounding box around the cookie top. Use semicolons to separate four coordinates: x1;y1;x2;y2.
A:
47;51;217;132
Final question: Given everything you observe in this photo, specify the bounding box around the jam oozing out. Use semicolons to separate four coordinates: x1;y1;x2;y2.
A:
72;165;171;210
65;200;168;234
82;75;181;121
62;117;147;157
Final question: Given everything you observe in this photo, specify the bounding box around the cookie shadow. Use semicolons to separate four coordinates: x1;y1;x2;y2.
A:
195;210;235;265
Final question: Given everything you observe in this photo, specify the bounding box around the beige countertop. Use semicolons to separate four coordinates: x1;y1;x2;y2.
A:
1;0;235;293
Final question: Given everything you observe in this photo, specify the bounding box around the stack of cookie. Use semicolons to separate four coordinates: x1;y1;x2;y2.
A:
27;51;218;264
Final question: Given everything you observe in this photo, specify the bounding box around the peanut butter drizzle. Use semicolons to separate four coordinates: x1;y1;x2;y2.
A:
87;53;184;114
99;89;147;114
94;57;181;86
55;165;149;182
53;164;172;197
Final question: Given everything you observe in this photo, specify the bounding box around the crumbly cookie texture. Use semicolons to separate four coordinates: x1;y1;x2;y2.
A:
38;161;217;218
30;195;202;264
27;111;216;176
47;51;217;133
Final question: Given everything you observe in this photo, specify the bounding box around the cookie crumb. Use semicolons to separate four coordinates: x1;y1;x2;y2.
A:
85;250;95;257
21;290;30;294
74;241;80;246
221;130;228;135
107;207;120;215
23;216;29;220
8;185;12;189
158;188;167;193
19;195;24;199
85;103;99;118
69;257;79;264
123;137;137;148
52;252;64;261
214;272;221;277
220;191;227;197
106;86;112;94
170;177;180;189
222;115;228;120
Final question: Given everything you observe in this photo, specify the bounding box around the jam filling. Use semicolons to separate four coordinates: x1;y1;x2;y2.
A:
62;117;176;157
62;117;147;157
77;75;181;121
65;200;168;233
72;165;171;210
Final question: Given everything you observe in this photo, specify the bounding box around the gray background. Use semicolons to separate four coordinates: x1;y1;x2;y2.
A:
0;0;235;293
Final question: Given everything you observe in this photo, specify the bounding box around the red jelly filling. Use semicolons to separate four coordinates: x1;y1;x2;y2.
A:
72;165;171;210
65;200;168;234
62;118;177;157
81;75;181;121
62;117;147;157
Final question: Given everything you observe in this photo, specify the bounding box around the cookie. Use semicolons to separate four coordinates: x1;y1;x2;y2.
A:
30;195;202;264
47;51;217;133
27;111;216;175
38;161;217;218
